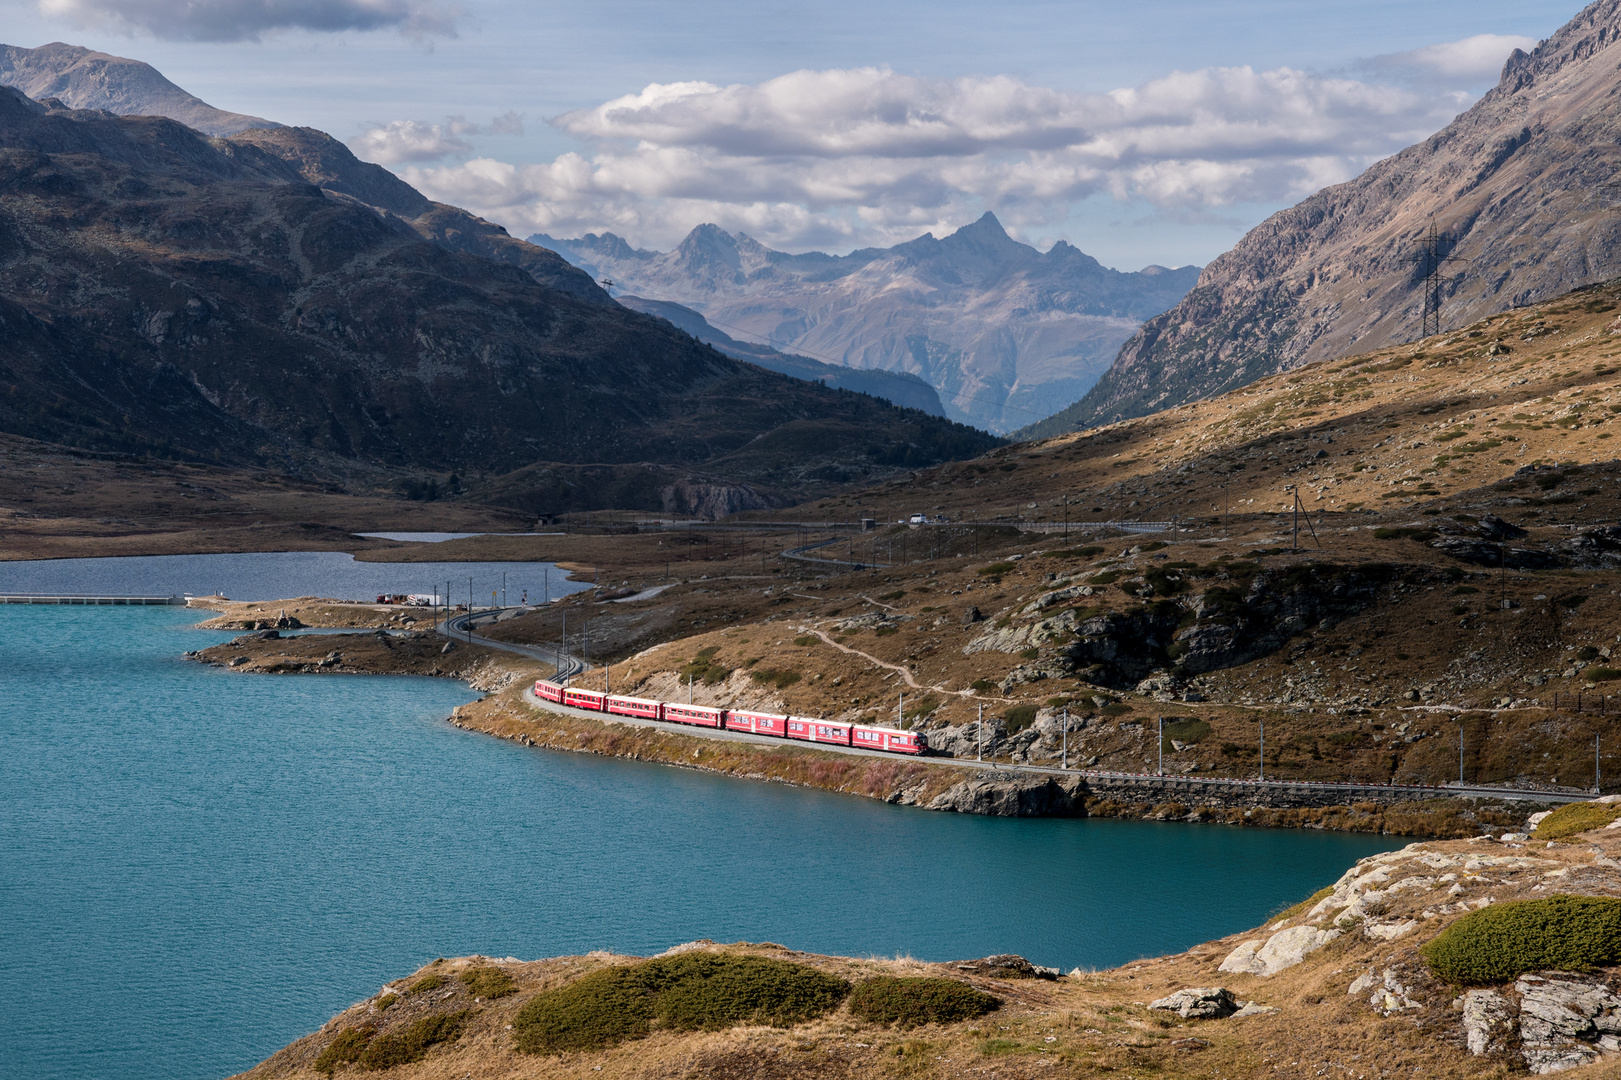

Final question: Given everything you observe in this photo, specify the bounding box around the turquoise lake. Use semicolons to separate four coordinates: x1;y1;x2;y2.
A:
0;603;1404;1080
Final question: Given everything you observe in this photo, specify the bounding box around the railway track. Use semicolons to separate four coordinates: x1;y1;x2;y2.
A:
443;608;1588;809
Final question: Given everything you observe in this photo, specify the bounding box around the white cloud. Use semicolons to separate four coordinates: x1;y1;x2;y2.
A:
351;119;472;163
1361;33;1539;84
37;0;462;42
399;49;1506;251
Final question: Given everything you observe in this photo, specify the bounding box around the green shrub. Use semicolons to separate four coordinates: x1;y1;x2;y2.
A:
1162;718;1211;745
978;562;1016;576
514;954;850;1054
750;668;802;689
314;1027;374;1076
1588;667;1621;682
793;636;818;647
970;679;996;693
1088;570;1121;585
1101;702;1133;717
1534;802;1621;840
409;974;447;994
1421;896;1621;984
874;626;899;637
375;994;397;1011
357;1010;469;1069
460;966;516;999
848;977;1001;1028
1004;705;1038;732
1019;647;1040;660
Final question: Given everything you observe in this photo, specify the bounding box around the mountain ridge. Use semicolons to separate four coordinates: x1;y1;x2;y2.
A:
533;215;1199;433
1039;0;1621;438
0;41;279;136
0;83;997;517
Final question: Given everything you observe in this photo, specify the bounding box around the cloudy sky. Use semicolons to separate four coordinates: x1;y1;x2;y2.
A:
5;0;1570;268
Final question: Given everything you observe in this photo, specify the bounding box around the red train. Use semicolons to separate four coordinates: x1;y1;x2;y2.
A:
534;679;926;755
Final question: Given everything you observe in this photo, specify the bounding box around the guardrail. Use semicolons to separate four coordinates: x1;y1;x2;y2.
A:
0;594;188;605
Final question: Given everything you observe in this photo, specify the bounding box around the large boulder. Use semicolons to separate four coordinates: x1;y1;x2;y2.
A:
1149;987;1238;1019
1218;926;1342;977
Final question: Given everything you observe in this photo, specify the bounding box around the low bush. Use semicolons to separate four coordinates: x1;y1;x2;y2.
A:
514;954;850;1053
1587;667;1621;682
848;977;1001;1028
1004;705;1039;733
1018;647;1040;660
750;668;802;689
314;1027;374;1075
1421;896;1621;984
357;1011;469;1070
1533;802;1621;840
978;562;1016;576
970;679;996;693
874;626;899;637
460;966;516;999
408;974;446;994
1162;719;1211;746
1101;703;1133;717
375;993;397;1011
793;636;818;647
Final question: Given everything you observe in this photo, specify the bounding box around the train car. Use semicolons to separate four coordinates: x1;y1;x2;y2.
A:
785;717;852;746
535;679;564;703
662;702;725;728
726;709;789;737
562;687;607;711
851;725;925;755
606;695;662;719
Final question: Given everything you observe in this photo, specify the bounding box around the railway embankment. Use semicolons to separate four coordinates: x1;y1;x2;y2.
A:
189;601;1557;835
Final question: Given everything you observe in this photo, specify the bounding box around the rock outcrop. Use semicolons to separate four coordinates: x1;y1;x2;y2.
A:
925;772;1085;816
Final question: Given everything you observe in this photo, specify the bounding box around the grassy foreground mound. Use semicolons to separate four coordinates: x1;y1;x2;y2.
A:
312;1011;469;1074
848;976;1001;1027
512;952;851;1052
1532;801;1621;840
1421;895;1621;984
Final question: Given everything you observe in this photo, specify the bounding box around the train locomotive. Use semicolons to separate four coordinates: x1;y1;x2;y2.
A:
534;679;926;754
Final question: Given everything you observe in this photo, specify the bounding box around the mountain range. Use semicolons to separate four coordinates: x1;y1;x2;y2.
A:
0;55;995;518
532;219;1200;434
1026;0;1621;439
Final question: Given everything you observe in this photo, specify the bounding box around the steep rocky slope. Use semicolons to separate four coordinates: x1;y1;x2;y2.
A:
1040;0;1621;436
535;215;1199;433
0;41;278;136
0;87;995;516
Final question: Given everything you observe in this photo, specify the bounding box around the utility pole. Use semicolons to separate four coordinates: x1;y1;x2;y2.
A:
898;691;904;729
977;703;983;762
1157;716;1164;776
1459;718;1465;785
1062;707;1069;769
1412;221;1467;338
1598;734;1603;794
560;610;566;682
502;571;506;608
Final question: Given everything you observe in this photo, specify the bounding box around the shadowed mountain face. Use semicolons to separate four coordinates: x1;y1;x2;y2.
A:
614;295;947;416
0;42;279;136
1038;0;1621;438
533;216;1199;434
0;87;996;517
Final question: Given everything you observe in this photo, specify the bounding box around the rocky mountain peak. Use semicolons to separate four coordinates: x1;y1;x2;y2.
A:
0;41;279;137
1045;0;1621;436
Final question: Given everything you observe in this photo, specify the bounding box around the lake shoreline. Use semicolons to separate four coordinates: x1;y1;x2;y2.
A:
192;614;1544;837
